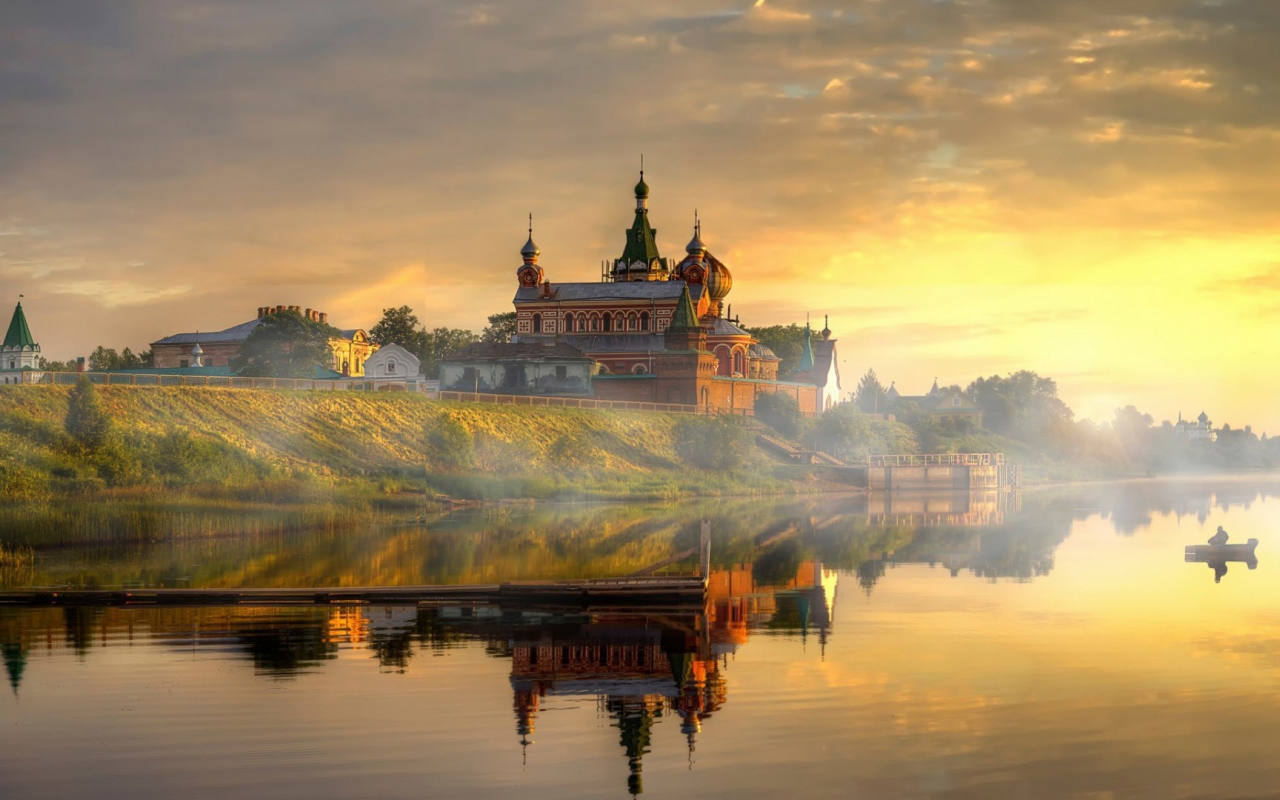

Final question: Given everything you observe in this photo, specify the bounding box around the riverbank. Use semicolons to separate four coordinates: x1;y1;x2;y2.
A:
0;386;845;547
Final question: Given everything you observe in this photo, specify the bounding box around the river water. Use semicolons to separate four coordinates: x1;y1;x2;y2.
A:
2;476;1279;799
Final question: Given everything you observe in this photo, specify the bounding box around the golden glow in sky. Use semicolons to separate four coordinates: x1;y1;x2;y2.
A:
1;1;1277;428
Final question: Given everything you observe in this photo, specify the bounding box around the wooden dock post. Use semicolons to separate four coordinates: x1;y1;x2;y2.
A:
700;520;711;582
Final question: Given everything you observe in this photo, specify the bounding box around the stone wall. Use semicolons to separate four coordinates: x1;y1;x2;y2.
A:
439;360;594;396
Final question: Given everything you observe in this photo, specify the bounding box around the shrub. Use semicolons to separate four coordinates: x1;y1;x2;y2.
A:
673;416;753;471
808;404;917;462
65;377;112;451
754;392;805;439
429;414;475;470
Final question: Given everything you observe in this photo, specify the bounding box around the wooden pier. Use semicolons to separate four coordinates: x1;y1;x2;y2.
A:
0;576;706;609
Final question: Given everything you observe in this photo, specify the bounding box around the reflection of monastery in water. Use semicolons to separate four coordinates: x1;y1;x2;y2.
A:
0;561;840;796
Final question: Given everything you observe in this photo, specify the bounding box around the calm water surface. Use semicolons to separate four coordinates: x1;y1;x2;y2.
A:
3;476;1279;799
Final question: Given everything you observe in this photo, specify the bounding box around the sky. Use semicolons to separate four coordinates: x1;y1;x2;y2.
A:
1;0;1277;430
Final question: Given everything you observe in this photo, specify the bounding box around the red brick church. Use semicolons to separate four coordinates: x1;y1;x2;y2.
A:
503;172;840;414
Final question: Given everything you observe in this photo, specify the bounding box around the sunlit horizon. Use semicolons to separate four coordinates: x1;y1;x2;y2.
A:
3;1;1277;429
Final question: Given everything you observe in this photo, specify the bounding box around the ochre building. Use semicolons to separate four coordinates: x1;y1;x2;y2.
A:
151;305;376;377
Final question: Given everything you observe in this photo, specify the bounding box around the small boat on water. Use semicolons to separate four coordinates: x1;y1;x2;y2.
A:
1185;538;1259;562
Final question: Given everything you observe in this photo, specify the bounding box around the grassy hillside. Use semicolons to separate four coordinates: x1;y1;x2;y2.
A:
0;386;787;506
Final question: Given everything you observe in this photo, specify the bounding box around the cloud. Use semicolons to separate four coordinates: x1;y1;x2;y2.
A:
1214;265;1280;293
2;0;1279;427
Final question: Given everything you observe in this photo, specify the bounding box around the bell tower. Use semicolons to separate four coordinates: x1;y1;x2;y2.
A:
516;213;545;288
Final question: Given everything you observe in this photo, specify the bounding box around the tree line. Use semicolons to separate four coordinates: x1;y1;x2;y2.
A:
232;305;516;378
846;367;1277;472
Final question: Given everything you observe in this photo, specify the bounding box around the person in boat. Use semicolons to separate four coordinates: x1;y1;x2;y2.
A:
1208;526;1229;546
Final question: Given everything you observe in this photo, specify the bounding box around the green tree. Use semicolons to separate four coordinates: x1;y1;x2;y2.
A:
743;324;805;377
37;357;78;372
855;368;888;414
1112;405;1154;464
88;346;120;371
480;312;517;344
65;377;112;451
370;306;425;349
754;392;805;439
233;309;340;377
118;347;143;369
967;371;1075;452
673;416;753;470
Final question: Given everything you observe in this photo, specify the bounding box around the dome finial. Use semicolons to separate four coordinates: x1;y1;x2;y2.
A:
686;209;706;256
521;213;540;263
634;155;650;202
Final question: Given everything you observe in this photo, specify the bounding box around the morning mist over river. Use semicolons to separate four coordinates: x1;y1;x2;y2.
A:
5;476;1279;798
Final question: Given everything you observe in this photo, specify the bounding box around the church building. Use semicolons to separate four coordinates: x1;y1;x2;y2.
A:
508;173;836;413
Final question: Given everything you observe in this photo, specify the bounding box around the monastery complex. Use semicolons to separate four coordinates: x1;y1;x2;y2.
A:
452;172;842;415
1;171;847;418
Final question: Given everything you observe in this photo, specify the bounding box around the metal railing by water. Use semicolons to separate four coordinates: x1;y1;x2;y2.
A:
868;453;1006;468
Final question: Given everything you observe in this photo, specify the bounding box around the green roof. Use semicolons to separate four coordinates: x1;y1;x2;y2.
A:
667;286;700;332
797;323;814;372
3;302;35;348
620;208;661;265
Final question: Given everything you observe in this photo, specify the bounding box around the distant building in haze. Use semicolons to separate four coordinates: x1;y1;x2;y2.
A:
1175;411;1217;441
887;378;984;427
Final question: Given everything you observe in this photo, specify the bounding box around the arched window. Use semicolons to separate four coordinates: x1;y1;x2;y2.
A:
532;313;542;333
590;314;600;332
615;313;625;331
701;387;710;406
715;346;731;377
603;315;612;332
640;312;650;331
733;350;745;376
632;364;647;375
563;313;574;332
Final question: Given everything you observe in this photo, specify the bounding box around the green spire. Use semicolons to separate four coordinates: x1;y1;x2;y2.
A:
3;643;25;697
3;301;35;348
798;321;814;372
620;171;661;267
668;285;700;332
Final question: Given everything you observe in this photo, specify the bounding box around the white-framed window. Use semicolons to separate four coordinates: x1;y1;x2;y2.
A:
388;360;397;374
952;397;960;406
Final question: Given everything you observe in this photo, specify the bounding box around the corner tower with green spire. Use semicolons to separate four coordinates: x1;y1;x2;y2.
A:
611;167;671;282
1;298;41;382
797;319;815;374
663;285;706;352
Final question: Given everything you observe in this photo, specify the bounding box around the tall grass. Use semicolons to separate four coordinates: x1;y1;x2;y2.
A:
0;495;388;548
0;541;34;567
